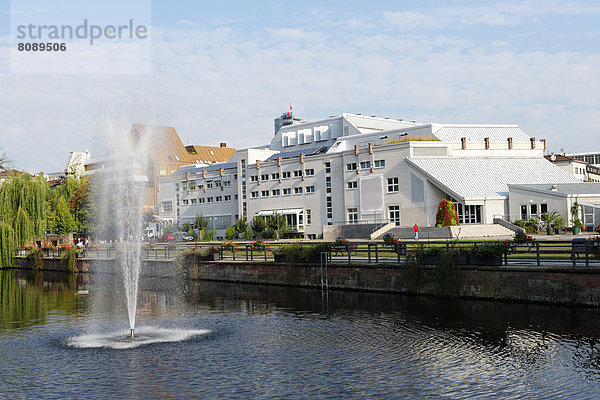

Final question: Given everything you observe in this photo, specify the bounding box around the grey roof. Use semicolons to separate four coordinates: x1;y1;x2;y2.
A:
266;146;327;161
173;162;237;177
432;125;530;143
407;157;579;200
508;183;600;195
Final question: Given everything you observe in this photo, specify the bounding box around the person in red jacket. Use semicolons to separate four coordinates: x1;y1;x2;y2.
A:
413;224;419;240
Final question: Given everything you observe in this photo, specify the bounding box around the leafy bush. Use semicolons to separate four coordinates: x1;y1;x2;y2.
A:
225;226;236;240
60;247;80;272
435;200;459;227
471;242;508;257
26;248;44;271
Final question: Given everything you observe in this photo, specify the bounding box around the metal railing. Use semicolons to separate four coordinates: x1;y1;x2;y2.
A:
16;238;600;267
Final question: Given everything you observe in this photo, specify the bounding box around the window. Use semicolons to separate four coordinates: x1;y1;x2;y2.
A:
206;180;213;189
224;195;231;201
213;196;220;202
282;171;291;179
374;160;386;168
207;197;213;203
294;187;303;194
159;169;167;176
348;208;358;223
198;198;205;204
251;191;259;198
305;186;315;193
294;170;303;177
387;177;399;193
283;188;291;195
530;204;538;217
325;162;331;174
162;201;172;212
411;174;424;202
222;179;231;187
214;180;221;188
346;163;357;171
261;174;269;181
197;182;204;190
520;205;527;220
182;182;188;191
235;194;238;200
272;189;280;196
305;169;315;176
389;206;400;226
191;198;197;204
261;190;269;197
460;205;482;224
250;175;258;182
540;203;548;215
306;209;311;225
347;181;357;189
182;199;189;205
189;180;196;190
360;161;371;169
271;172;280;180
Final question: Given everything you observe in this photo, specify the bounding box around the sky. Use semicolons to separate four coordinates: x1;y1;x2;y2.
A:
1;0;599;173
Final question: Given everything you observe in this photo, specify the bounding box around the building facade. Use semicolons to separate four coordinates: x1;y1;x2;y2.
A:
158;112;581;238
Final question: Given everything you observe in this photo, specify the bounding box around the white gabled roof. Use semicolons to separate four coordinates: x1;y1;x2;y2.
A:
407;157;579;201
431;125;530;143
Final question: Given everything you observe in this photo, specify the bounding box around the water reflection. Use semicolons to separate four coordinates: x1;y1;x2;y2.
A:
2;269;600;399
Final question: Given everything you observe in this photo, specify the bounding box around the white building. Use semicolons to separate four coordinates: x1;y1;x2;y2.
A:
158;112;581;238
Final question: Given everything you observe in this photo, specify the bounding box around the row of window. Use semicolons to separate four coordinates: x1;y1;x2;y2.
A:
346;160;385;171
181;195;235;205
180;178;233;191
251;186;316;198
250;169;315;182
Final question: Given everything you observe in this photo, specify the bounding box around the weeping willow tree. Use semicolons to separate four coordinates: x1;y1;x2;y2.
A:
0;173;49;267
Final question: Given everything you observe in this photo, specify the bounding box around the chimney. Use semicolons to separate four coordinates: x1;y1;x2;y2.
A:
368;142;373;154
508;137;513;149
461;137;466;149
300;154;305;164
530;137;536;149
540;139;546;151
354;145;359;156
220;142;227;148
277;156;282;167
484;137;490;149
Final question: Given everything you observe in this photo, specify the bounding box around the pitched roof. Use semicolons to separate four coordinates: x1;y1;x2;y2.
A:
407;157;579;201
184;145;235;164
544;154;584;163
131;124;194;163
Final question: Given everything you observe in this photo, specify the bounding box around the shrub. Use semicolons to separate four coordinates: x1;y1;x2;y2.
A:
26;248;44;271
301;242;333;262
471;241;509;257
225;226;237;240
435;200;459;227
60;247;80;272
513;230;535;243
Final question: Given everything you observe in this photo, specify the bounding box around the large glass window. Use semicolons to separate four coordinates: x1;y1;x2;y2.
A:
387;177;399;193
459;204;482;224
347;208;358;223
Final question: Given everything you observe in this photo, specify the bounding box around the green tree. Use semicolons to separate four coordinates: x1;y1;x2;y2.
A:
266;212;289;240
225;226;236;240
68;176;91;234
55;197;75;234
235;217;248;237
251;216;266;238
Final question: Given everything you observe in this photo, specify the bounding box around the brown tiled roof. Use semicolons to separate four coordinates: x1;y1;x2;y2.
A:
185;145;235;164
131;124;196;163
131;124;235;164
544;154;585;163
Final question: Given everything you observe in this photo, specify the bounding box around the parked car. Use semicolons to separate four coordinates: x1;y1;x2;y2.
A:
158;234;175;242
173;231;194;242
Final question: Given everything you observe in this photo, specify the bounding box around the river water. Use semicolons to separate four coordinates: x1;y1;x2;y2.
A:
2;268;600;399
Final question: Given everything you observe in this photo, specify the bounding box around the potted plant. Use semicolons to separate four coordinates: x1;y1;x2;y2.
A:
540;210;560;235
553;217;566;234
513;230;535;247
571;202;582;235
470;242;507;266
420;246;444;265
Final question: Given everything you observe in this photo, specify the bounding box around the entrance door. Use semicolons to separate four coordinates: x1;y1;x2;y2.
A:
388;205;400;226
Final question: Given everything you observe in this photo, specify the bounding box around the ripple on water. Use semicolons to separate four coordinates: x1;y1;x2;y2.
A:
66;326;211;349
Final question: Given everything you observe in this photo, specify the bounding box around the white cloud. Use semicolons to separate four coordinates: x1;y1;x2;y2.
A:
1;12;599;172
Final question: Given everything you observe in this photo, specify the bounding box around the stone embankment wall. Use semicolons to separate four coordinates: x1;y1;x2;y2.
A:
12;257;600;306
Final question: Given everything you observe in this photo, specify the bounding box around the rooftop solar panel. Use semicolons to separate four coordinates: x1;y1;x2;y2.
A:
265;146;327;161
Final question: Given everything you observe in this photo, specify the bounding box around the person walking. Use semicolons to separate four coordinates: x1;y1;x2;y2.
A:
413;224;419;240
